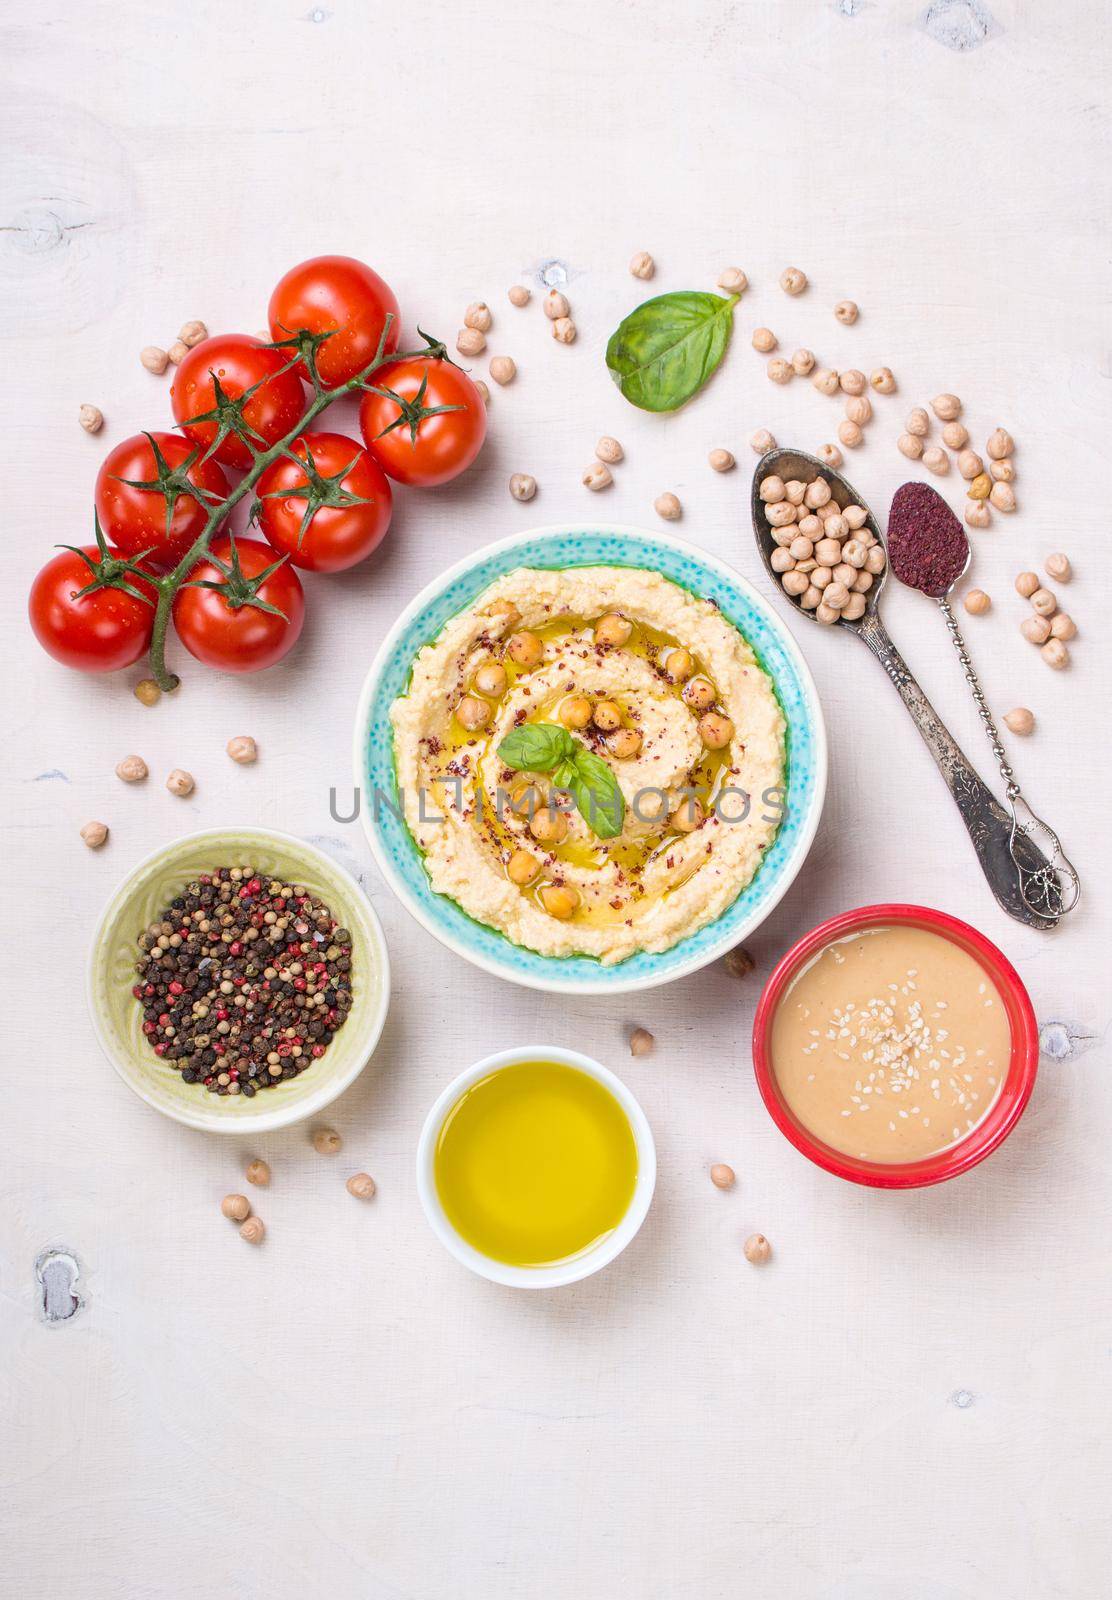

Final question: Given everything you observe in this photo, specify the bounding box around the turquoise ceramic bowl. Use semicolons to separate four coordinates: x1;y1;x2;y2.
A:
353;524;826;994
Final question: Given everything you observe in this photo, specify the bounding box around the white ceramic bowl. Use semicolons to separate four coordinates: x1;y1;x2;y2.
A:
87;827;391;1133
416;1045;657;1288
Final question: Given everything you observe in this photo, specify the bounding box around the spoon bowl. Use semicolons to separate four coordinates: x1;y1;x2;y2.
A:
750;447;889;630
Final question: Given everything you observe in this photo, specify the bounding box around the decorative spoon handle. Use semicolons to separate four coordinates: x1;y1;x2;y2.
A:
857;609;1061;928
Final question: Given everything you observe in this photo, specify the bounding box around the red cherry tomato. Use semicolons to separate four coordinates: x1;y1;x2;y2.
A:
172;536;305;674
256;432;393;573
268;256;401;389
358;357;486;487
29;545;157;673
94;431;229;572
171;334;304;470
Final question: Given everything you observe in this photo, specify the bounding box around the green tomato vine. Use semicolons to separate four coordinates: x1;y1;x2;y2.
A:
103;317;448;691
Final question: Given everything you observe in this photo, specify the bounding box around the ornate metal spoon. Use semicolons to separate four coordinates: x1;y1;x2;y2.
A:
750;447;1079;929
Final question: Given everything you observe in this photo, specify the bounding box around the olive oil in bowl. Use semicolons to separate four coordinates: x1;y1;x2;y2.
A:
433;1059;640;1269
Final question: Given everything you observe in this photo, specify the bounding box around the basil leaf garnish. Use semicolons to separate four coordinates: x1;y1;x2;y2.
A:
497;721;625;840
605;290;739;413
497;722;577;773
565;749;625;841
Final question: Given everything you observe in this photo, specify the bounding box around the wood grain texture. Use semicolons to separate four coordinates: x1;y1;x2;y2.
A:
2;2;1110;1596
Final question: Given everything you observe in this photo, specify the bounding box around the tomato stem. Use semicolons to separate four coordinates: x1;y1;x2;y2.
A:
142;316;439;690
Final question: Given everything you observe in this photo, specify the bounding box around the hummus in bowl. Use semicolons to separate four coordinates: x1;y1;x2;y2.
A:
392;566;785;964
354;525;825;993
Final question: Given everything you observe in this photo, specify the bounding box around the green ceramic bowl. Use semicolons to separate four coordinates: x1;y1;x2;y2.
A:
87;827;391;1132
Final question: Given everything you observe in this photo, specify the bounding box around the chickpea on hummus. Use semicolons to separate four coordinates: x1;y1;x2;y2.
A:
390;567;786;963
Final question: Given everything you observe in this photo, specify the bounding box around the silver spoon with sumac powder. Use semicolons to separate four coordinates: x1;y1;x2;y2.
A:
751;449;1078;928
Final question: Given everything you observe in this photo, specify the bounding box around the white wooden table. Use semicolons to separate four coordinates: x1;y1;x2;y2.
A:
3;3;1109;1595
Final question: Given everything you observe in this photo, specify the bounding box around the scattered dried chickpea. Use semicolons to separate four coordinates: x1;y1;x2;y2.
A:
456;327;485;357
963;589;991;616
708;447;735;473
837;420;863;449
544;289;570;319
752;327;777;353
906;407;931;437
989;458;1016;483
989;481;1016;513
1041;639;1070;669
1021;615;1052;645
78;403;104;433
245;1159;271;1187
166;769;194;797
179;319;207;347
140;345;169;374
710;1163;736;1189
932;393;962;421
596;436;624;464
81;820;109;849
474;380;490;403
1003;708;1035;736
226;735;258;764
629;1027;654;1057
723;946;754;978
167;340;189;365
312;1128;342;1155
839;370;866;396
1044;553;1071;583
717;266;747;294
922;446;950;475
1050;613;1077;640
221;1194;251;1222
834;299;858;324
552;317;577;344
654;492;682;521
812;367;839;396
898;432;924;460
986;427;1014;460
464;301;492;332
509;473;537;502
956;449;983;481
508;284;531;307
942;421;969;450
582;462;613;491
750;428;776;453
629;251;655;280
115;754;148;783
967;473;992;500
767;357;792;384
1015;571;1040;598
744;1233;772;1264
965;501;991;529
347;1173;377;1200
870;367;897;394
844;395;872;426
790;348;815;376
780;267;807;295
489;356;516;386
239;1217;265;1245
1030;587;1057;617
818;443;843;468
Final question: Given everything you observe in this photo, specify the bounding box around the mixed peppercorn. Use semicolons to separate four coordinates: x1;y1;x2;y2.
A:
133;866;353;1096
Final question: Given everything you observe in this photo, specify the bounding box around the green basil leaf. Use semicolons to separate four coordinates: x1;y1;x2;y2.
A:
605;290;738;413
497;721;577;773
566;750;625;840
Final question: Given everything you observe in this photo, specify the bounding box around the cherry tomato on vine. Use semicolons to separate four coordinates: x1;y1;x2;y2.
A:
29;543;157;673
358;358;486;487
172;535;305;674
94;431;229;572
256;432;393;573
268;256;401;389
171;334;304;471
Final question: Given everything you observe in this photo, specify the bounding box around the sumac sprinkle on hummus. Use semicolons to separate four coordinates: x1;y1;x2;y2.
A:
132;867;353;1095
390;566;786;965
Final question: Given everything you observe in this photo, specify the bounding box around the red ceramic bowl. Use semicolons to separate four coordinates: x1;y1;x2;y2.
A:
752;904;1039;1189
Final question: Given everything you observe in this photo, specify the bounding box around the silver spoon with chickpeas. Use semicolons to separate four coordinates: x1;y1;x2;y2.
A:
750;448;1077;929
